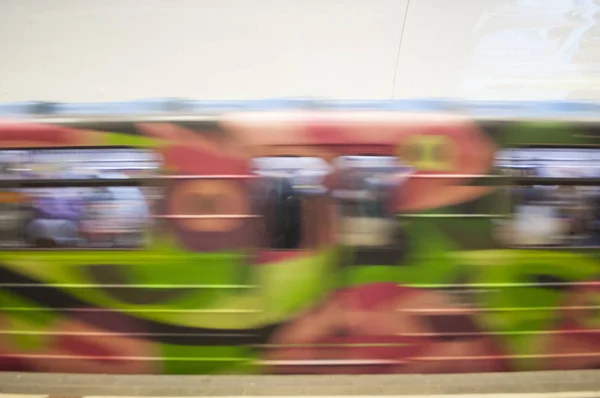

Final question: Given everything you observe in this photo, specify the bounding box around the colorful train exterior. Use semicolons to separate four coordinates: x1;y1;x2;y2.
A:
0;99;600;374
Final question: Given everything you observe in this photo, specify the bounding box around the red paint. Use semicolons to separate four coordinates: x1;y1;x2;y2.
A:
338;282;408;310
56;334;123;364
0;355;31;371
162;144;248;176
0;124;86;146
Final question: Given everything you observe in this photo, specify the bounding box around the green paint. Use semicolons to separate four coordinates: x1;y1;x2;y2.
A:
103;132;157;148
258;249;338;322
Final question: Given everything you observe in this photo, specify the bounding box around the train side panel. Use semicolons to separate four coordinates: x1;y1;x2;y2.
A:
0;113;598;374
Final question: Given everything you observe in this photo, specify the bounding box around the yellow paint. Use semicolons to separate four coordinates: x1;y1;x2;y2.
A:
399;135;457;171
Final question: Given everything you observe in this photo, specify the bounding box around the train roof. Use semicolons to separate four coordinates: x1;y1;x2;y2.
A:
0;98;599;123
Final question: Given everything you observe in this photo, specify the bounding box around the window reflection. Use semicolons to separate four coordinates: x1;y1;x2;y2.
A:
496;148;600;247
252;156;332;250
0;148;158;249
334;156;410;265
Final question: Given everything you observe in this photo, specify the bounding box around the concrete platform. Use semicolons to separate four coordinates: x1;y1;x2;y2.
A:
1;371;600;397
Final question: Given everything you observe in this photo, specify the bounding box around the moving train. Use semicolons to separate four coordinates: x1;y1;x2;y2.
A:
0;99;599;374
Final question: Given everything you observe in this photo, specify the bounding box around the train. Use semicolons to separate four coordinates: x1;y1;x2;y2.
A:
0;99;599;374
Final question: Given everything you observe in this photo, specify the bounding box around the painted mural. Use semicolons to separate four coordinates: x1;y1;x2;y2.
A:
0;112;599;374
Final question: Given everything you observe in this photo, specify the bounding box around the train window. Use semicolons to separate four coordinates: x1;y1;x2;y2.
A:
0;148;160;249
334;156;410;264
251;157;332;249
495;148;600;248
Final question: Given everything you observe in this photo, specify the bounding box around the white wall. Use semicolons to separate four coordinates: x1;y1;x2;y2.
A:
0;0;598;103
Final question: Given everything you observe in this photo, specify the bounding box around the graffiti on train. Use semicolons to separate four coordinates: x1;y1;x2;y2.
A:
0;115;599;374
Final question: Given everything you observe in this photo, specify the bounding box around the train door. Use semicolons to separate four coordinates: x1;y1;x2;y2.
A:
262;152;413;374
252;148;413;373
326;155;414;373
493;146;600;370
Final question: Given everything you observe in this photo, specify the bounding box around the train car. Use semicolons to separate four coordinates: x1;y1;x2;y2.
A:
0;100;599;374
